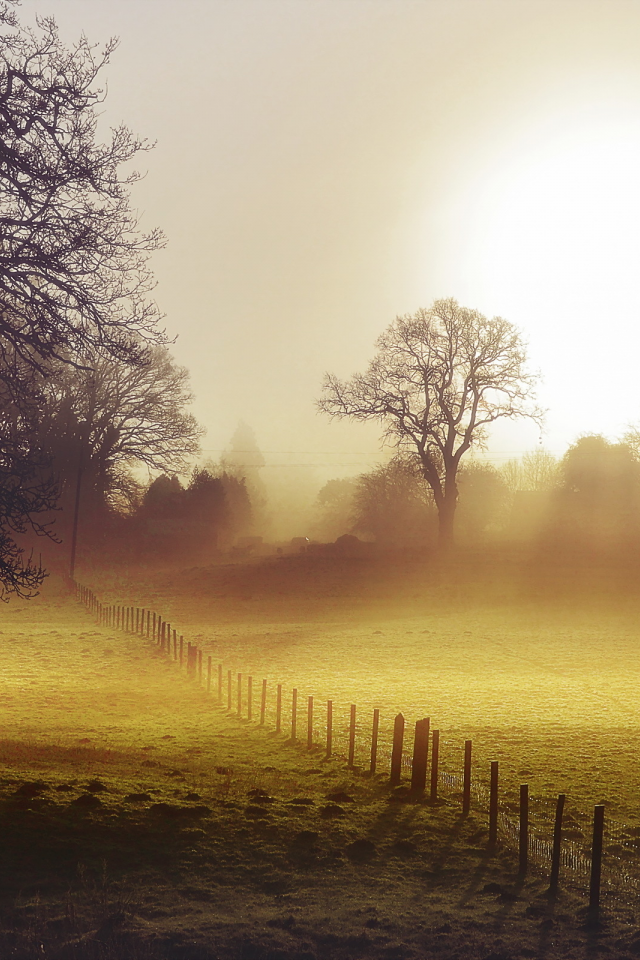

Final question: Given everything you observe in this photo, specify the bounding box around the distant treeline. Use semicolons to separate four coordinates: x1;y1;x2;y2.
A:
311;436;640;554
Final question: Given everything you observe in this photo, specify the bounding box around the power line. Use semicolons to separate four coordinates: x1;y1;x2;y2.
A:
199;449;386;456
200;449;563;458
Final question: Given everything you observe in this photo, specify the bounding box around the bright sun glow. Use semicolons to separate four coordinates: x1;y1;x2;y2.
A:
479;126;640;309
437;105;640;452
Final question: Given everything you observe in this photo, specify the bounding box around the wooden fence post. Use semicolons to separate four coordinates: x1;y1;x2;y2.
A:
247;676;253;720
489;761;498;845
390;713;405;786
237;673;242;715
430;729;440;803
463;740;472;815
207;656;212;694
135;608;139;633
549;793;565;895
146;611;150;639
307;696;313;749
173;629;177;660
370;708;379;776
348;704;356;768
151;612;156;641
179;636;184;666
260;679;267;725
291;688;297;740
326;700;333;757
410;717;430;794
589;804;605;921
198;649;203;682
276;684;282;733
218;664;223;702
227;670;232;711
519;784;529;875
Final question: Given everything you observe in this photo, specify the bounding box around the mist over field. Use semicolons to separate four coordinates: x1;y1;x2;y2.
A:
5;1;640;958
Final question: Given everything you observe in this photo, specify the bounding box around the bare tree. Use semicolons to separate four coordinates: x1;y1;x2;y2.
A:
38;346;203;516
319;298;541;549
0;7;164;369
501;449;558;493
0;2;167;594
352;459;435;546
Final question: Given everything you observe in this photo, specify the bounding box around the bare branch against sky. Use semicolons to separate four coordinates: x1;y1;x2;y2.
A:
18;0;640;467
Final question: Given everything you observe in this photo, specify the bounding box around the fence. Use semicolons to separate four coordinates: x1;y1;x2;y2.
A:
74;581;640;919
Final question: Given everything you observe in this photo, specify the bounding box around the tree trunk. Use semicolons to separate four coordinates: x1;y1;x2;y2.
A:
437;493;457;551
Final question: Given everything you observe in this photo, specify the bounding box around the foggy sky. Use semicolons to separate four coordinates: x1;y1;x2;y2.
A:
21;0;640;475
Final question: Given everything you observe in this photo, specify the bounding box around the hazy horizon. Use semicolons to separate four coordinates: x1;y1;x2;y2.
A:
19;0;640;480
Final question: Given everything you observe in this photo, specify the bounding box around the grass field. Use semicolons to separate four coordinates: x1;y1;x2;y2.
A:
3;551;640;958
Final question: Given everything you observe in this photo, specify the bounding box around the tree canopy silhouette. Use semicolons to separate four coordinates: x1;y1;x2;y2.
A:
0;2;166;596
36;346;202;519
552;435;640;550
319;298;541;548
0;4;164;368
0;352;57;598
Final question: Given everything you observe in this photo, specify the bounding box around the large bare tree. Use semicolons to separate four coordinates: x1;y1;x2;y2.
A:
319;298;541;548
0;5;164;368
0;3;167;594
